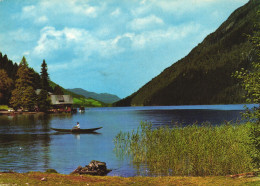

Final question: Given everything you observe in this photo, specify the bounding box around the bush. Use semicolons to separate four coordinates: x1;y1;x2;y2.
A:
45;169;58;173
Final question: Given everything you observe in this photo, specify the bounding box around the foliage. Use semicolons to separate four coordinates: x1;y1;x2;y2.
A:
21;86;37;111
233;22;260;121
114;121;256;176
0;105;10;111
0;52;18;80
29;67;41;90
0;69;13;104
53;85;64;95
10;57;36;111
35;60;52;112
45;169;58;173
40;59;52;92
234;62;260;120
233;12;260;167
37;89;51;112
73;97;105;107
0;53;18;105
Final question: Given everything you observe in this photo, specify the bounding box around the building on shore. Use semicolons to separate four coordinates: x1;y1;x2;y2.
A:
50;95;74;113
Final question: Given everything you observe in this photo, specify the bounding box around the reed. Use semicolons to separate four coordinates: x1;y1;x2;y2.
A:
114;121;256;176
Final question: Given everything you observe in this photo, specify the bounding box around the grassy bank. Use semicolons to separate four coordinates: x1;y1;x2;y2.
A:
114;122;258;176
0;172;259;185
73;97;104;107
0;105;9;111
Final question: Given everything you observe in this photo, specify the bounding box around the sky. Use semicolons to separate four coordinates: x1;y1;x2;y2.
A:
0;0;249;98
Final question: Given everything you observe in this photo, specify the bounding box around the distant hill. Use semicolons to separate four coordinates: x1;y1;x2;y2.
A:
49;82;107;107
114;0;260;106
67;88;121;104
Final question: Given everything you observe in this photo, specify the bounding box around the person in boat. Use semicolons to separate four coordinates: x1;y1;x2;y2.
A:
73;122;80;129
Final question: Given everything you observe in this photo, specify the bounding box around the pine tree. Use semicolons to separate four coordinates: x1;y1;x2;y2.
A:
10;57;36;111
0;69;13;104
53;85;64;95
41;59;51;92
37;59;52;112
37;89;51;112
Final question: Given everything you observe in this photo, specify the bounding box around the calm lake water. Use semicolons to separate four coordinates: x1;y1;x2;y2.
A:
0;104;256;176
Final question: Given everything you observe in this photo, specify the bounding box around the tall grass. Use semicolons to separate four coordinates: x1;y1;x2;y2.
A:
114;121;256;176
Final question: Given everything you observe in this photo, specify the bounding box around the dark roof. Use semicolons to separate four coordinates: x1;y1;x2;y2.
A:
50;95;73;105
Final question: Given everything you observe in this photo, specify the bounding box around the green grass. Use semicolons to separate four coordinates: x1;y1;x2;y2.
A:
114;121;258;176
0;172;259;185
73;97;103;107
0;105;10;111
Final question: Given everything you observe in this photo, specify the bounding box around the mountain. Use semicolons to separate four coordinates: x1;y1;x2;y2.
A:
67;88;121;104
49;82;106;107
115;0;260;106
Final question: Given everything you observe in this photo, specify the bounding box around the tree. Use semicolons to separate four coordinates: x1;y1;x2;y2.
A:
234;14;260;121
21;86;37;111
10;57;36;111
40;59;52;92
30;67;41;90
235;62;260;120
37;89;51;112
234;15;260;167
0;69;13;104
53;85;64;95
37;60;52;112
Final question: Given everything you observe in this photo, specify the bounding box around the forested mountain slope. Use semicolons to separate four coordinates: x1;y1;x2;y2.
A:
115;0;260;106
67;88;120;104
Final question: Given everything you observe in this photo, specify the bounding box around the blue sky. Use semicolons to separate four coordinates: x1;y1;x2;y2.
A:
0;0;249;98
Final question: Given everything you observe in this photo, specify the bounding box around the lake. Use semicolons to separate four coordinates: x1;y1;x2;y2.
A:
0;104;256;177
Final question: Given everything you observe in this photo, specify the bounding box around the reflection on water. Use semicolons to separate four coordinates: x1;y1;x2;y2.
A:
0;105;254;176
0;113;52;172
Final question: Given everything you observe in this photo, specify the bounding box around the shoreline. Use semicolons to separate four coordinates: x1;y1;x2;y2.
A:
0;111;44;115
0;171;259;185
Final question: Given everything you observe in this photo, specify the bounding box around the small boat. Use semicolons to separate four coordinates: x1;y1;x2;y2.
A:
51;127;102;133
79;106;85;113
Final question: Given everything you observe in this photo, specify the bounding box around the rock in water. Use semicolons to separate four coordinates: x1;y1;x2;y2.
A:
71;160;111;176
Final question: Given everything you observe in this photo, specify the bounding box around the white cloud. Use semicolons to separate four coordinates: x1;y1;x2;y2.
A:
129;15;164;30
72;3;98;17
126;22;201;49
35;16;48;24
33;27;63;55
39;0;99;18
141;0;147;5
33;19;201;65
33;26;123;63
21;5;48;24
131;3;151;17
111;8;120;16
22;5;35;13
20;0;99;27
